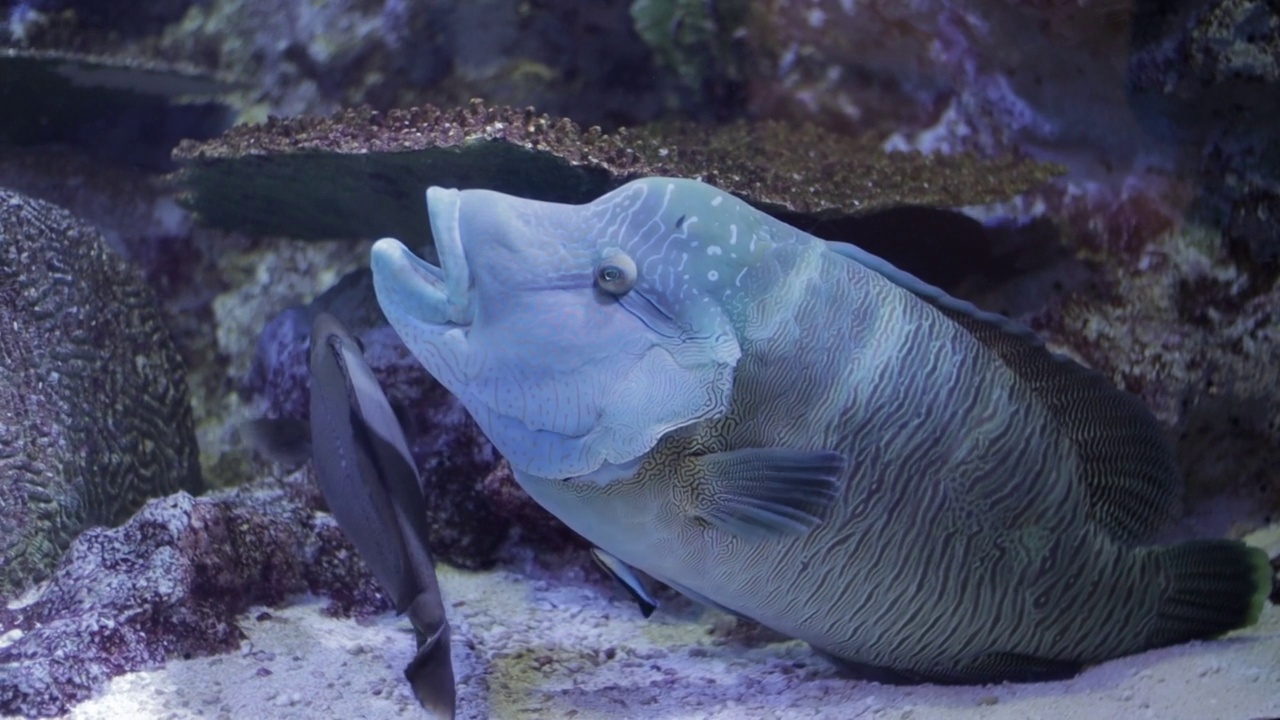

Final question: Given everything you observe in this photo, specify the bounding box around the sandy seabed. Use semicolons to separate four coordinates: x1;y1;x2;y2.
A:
21;544;1277;720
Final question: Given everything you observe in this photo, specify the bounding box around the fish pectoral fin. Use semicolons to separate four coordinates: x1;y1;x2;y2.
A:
591;548;659;618
691;448;845;540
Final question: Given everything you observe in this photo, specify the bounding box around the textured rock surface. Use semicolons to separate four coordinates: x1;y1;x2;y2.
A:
0;477;389;717
174;100;1060;241
150;0;668;128
630;0;748;110
0;146;348;495
1033;209;1280;533
1127;0;1280;291
740;1;1280;300
0;190;203;598
742;0;1149;157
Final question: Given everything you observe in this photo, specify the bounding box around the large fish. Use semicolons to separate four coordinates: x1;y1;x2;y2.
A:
249;312;456;716
370;177;1272;683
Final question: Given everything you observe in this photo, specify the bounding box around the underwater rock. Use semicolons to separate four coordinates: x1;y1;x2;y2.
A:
0;146;361;495
154;0;666;128
1127;0;1279;146
743;1;1279;290
1020;181;1280;535
0;147;200;287
1127;0;1280;288
630;0;748;111
0;0;197;40
742;0;1151;158
0;49;235;169
0;190;204;599
174;100;1060;242
0;477;390;718
246;270;535;569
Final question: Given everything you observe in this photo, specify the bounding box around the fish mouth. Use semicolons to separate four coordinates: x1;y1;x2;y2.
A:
370;187;472;327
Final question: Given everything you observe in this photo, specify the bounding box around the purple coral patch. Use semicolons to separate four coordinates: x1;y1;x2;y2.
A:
0;479;389;717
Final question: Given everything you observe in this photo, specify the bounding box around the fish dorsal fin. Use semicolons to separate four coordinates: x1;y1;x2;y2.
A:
824;240;1181;543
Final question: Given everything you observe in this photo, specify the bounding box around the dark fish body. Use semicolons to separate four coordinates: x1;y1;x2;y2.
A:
372;177;1272;684
306;312;456;716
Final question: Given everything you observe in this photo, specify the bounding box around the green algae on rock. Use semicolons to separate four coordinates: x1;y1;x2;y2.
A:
630;0;748;99
174;100;1061;242
0;189;204;599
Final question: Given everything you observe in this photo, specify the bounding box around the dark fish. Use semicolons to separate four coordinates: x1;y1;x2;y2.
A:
253;312;455;717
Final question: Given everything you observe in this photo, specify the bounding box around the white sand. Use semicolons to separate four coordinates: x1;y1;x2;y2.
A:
43;545;1279;720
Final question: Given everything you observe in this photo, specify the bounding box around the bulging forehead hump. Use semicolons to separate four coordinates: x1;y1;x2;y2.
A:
595;178;792;310
577;179;656;251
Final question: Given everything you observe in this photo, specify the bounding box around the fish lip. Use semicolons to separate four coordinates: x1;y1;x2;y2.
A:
425;187;472;325
370;237;462;330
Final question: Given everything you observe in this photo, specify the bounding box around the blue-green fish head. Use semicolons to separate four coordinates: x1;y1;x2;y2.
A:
371;177;802;479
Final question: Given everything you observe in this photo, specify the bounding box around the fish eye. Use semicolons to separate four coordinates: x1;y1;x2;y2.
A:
595;251;637;295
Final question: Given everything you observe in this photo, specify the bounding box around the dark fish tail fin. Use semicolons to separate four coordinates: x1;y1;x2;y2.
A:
1145;539;1272;649
405;612;456;720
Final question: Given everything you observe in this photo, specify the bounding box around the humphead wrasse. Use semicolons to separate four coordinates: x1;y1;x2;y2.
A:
370;177;1271;683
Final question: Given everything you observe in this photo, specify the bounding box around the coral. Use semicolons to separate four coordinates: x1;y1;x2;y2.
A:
1018;181;1280;534
0;190;204;599
630;0;748;109
152;0;666;128
0;146;338;495
174;100;1060;241
0;477;390;717
246;269;533;568
742;0;1150;159
1127;0;1280;290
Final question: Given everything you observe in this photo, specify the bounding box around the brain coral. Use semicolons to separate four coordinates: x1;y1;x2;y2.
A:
0;189;203;598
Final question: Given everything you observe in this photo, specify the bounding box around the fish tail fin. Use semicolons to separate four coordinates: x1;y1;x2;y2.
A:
1145;539;1273;648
